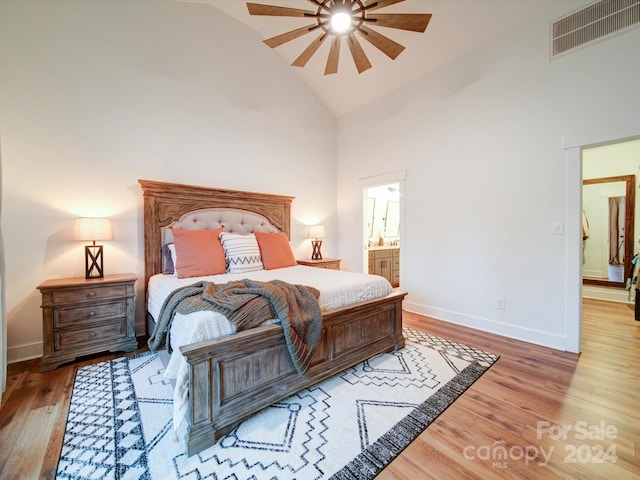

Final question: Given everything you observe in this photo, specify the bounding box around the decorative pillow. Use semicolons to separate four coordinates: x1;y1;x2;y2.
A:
219;232;264;274
163;243;177;276
171;227;226;278
254;231;297;270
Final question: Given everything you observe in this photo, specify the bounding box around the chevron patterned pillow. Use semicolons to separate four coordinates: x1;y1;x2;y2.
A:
220;232;264;274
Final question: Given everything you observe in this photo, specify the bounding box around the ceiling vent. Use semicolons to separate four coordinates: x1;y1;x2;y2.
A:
551;0;640;57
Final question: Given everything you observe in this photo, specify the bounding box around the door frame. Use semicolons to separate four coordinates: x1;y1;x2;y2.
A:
564;119;640;353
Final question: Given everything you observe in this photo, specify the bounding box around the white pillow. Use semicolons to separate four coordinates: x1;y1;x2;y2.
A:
219;232;264;274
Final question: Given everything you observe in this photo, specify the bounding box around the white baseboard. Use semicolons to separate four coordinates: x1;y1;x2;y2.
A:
403;301;572;352
7;341;42;364
8;320;147;365
582;285;632;303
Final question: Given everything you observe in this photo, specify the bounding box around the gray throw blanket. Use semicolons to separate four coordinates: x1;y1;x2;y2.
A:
148;279;322;375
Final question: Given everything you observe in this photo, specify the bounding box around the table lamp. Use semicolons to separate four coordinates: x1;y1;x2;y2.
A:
74;217;113;279
308;225;325;260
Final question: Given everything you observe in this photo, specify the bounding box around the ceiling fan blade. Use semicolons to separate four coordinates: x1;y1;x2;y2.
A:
264;24;318;48
292;33;329;67
361;0;405;12
366;13;432;32
357;25;405;59
247;3;316;17
346;34;372;74
324;36;341;75
307;0;331;11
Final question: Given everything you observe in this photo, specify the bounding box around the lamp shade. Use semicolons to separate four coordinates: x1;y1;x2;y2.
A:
74;217;113;241
307;225;325;239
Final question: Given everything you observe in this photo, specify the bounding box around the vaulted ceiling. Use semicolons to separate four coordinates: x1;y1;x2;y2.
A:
185;0;592;116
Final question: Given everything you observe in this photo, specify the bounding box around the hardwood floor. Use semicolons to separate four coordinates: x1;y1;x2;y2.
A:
1;298;639;479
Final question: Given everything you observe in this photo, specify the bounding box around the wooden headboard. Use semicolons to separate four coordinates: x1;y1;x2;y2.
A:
138;179;294;290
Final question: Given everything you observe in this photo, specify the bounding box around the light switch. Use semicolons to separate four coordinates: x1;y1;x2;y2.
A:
552;222;564;235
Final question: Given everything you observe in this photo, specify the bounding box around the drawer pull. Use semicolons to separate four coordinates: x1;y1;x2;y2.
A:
87;291;96;298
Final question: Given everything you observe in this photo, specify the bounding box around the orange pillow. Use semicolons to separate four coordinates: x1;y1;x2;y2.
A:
254;231;297;270
171;227;226;278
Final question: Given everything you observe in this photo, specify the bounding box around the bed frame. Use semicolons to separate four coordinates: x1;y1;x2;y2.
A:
139;179;406;456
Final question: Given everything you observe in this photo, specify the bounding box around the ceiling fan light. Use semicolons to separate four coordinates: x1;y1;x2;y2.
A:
330;11;351;33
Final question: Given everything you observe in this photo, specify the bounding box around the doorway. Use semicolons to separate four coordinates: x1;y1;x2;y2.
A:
565;125;640;354
582;139;640;302
364;182;401;288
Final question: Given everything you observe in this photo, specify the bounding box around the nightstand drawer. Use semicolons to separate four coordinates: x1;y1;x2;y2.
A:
51;284;130;305
54;300;127;329
316;262;340;269
297;258;341;270
54;321;127;351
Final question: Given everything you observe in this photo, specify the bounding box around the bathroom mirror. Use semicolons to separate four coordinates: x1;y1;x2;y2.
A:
366;196;375;238
582;174;635;287
366;183;400;241
384;200;400;237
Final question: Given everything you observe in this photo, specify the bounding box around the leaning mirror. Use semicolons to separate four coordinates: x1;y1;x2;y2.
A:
582;174;635;288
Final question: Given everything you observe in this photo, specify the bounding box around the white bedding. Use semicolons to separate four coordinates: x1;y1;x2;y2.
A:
148;265;392;320
147;265;393;436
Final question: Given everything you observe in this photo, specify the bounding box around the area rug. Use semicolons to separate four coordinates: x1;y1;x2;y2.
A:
55;328;498;480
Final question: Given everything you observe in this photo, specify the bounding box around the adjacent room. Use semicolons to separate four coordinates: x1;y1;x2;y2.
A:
1;0;639;478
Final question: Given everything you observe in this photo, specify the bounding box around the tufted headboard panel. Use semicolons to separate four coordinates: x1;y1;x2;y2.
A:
160;208;280;273
139;179;294;292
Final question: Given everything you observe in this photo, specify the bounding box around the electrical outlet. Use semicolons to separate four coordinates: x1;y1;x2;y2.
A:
497;297;506;310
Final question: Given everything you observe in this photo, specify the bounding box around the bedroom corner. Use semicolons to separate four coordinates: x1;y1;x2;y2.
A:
0;132;6;395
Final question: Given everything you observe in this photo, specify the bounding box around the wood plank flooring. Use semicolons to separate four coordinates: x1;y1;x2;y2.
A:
1;298;639;479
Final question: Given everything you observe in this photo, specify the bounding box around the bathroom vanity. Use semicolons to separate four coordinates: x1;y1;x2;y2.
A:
368;246;399;287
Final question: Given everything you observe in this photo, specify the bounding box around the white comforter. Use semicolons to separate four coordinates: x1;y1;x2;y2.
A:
148;265;393;436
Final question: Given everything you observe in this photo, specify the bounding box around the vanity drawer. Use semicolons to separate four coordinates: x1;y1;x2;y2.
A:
392;255;400;269
373;249;393;259
54;321;127;351
54;300;127;329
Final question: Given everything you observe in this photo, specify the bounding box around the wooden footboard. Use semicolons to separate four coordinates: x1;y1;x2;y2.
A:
179;291;406;456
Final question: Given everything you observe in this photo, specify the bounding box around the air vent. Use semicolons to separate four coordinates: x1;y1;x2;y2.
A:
551;0;640;57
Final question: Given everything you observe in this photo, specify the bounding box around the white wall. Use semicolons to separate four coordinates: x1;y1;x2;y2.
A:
0;0;337;362
337;12;640;350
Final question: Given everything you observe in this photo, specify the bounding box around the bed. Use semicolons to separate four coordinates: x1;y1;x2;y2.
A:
139;179;406;456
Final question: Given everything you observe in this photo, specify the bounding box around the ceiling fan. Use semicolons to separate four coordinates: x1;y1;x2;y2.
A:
246;0;432;75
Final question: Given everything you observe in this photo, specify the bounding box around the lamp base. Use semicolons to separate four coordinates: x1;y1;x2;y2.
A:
85;244;104;279
311;239;323;260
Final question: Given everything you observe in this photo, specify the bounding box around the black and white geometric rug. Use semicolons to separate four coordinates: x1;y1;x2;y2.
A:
55;328;498;480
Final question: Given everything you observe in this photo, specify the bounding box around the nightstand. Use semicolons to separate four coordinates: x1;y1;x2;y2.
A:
37;273;138;371
297;258;341;270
